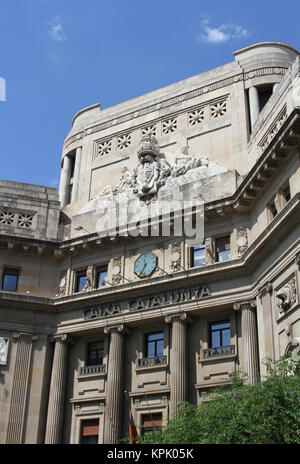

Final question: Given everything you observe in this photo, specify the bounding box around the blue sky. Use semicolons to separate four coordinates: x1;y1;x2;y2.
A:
1;0;300;188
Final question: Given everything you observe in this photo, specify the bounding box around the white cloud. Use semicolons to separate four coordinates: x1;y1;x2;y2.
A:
48;16;67;42
198;19;249;44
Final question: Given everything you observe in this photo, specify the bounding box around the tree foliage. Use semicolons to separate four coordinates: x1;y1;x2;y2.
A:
141;356;300;444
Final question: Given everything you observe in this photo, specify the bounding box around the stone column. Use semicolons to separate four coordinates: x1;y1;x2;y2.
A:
165;313;191;418
71;147;82;203
248;86;260;132
45;334;71;444
103;324;127;444
233;300;260;385
59;156;71;207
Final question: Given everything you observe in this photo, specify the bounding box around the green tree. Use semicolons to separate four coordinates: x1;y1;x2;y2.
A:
141;356;300;444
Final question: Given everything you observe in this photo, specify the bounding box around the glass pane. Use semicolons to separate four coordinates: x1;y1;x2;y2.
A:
97;270;107;288
217;249;231;262
211;331;220;348
147;341;155;357
77;275;87;292
156;340;164;356
2;273;18;291
211;322;230;331
148;332;163;341
81;435;98;444
222;328;231;346
193;246;205;267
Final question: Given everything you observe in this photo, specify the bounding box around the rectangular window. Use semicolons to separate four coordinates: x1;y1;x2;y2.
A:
141;413;162;435
87;341;104;366
210;321;231;348
282;185;291;204
80;419;99;444
97;267;107;288
216;236;231;262
269;200;277;219
146;332;164;358
75;270;87;293
191;245;205;267
2;269;19;292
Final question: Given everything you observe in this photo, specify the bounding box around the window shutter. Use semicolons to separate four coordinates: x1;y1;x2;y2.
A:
81;420;99;436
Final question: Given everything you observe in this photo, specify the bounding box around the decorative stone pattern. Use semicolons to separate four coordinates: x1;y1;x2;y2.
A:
171;242;182;272
117;134;131;150
188;108;204;125
162;118;177;134
96;139;112;158
56;271;67;297
65;67;287;150
0;211;34;229
276;276;297;316
210;100;227;118
236;226;248;257
111;257;122;285
142;125;156;136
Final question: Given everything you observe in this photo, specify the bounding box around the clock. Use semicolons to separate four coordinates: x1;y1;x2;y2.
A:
134;253;157;278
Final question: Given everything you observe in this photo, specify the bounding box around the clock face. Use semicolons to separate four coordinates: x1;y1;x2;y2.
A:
134;253;157;278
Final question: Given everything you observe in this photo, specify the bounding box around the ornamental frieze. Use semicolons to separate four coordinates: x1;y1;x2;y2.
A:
83;284;211;320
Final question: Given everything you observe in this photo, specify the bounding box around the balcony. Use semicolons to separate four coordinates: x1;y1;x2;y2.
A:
78;364;106;377
202;345;235;359
137;355;167;368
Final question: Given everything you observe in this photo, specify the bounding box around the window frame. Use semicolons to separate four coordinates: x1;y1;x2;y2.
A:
215;235;231;262
145;332;164;358
209;320;231;349
96;266;108;288
87;340;104;366
191;244;206;267
1;268;19;292
75;269;87;293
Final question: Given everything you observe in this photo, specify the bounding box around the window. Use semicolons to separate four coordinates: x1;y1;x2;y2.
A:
210;321;231;348
282;185;291;204
269;200;278;219
87;341;104;366
97;267;107;288
191;245;205;267
141;413;162;435
2;269;19;291
215;236;231;262
75;270;87;293
80;419;99;444
146;332;164;358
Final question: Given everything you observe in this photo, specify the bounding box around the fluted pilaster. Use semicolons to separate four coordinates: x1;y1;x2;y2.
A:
234;300;260;385
165;313;191;418
45;334;71;444
103;324;127;444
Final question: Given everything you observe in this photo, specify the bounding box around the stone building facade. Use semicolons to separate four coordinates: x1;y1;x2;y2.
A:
0;42;300;444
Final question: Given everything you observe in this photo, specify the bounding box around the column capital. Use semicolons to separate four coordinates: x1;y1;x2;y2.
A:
233;299;257;311
164;312;192;325
12;331;38;342
49;334;73;344
104;324;129;335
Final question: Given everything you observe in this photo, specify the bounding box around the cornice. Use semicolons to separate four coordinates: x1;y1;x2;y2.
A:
63;66;287;150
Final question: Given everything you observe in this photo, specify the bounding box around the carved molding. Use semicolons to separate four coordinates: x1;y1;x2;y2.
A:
164;312;192;324
170;242;182;272
236;226;248;257
104;324;129;335
233;299;257;311
258;282;273;299
276;276;297;315
49;334;73;344
111;257;122;285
